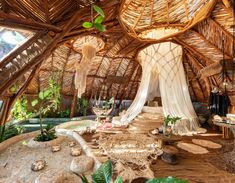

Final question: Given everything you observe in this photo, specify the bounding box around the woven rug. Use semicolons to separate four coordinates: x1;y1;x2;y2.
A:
177;142;209;154
192;139;222;149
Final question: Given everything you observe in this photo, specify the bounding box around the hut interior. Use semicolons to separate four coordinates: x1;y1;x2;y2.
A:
0;0;234;182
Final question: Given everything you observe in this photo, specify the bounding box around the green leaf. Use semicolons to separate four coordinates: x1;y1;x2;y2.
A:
146;177;188;183
94;23;106;32
95;15;104;24
78;174;89;183
82;22;93;28
31;99;38;107
114;176;123;183
92;4;105;17
43;89;51;98
39;91;44;100
92;160;112;183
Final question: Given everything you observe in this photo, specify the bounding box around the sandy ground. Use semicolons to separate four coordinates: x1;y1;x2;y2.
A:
0;137;82;183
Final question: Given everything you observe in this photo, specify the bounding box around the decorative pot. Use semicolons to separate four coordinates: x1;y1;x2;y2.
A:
163;125;172;137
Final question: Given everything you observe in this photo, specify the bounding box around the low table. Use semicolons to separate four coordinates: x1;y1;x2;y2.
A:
148;131;182;148
214;122;235;152
214;121;235;170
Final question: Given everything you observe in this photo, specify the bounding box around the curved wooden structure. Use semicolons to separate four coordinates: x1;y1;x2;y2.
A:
0;0;234;124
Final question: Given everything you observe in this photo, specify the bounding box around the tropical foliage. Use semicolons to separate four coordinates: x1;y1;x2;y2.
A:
31;76;61;141
77;98;89;116
164;115;181;126
0;124;24;142
82;4;106;32
77;160;187;183
11;97;33;120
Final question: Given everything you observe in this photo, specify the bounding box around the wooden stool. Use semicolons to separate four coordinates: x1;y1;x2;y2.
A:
161;145;179;165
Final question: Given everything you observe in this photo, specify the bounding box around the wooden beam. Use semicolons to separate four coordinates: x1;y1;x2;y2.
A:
173;38;214;65
185;50;211;98
0;12;62;32
184;53;206;101
43;0;51;23
1;0;8;13
209;18;234;40
221;0;234;16
0;9;87;96
193;31;231;59
0;31;45;69
0;66;37;124
87;75;139;83
0;98;10;125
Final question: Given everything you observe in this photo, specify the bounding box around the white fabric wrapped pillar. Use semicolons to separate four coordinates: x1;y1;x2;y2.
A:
75;44;96;97
119;54;159;124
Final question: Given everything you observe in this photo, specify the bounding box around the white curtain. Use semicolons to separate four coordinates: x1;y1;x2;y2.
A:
152;42;206;135
75;44;96;97
116;42;206;135
118;53;159;124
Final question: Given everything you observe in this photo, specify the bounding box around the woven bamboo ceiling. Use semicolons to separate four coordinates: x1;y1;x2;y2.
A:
0;0;234;105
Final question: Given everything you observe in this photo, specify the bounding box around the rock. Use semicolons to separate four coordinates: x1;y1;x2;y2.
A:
70;155;94;174
70;146;82;156
35;169;65;183
68;141;76;147
51;145;61;152
31;160;46;171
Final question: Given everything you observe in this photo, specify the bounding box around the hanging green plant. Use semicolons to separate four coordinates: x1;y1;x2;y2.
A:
82;4;106;32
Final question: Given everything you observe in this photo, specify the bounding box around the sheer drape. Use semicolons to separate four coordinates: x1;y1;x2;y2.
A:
116;42;206;135
118;53;159;124
153;42;206;135
75;44;96;97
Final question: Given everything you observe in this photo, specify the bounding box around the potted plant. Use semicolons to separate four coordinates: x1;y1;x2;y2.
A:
163;115;181;137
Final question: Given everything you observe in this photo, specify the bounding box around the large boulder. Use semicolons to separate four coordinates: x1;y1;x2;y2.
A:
70;155;94;174
34;169;65;183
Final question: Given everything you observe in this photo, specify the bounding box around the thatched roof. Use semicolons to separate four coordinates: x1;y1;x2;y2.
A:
0;0;234;123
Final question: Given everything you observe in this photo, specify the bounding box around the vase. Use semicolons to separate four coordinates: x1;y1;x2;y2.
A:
163;125;172;137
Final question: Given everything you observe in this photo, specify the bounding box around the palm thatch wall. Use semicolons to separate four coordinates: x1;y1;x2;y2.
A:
0;0;234;124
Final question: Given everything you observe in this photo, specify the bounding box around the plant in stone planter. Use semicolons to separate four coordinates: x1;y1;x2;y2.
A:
163;115;181;137
31;77;61;142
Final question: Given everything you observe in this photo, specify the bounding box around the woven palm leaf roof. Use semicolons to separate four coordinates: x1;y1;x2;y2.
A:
0;0;234;123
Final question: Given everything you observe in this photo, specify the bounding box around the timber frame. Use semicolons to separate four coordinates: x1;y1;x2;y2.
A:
0;0;234;124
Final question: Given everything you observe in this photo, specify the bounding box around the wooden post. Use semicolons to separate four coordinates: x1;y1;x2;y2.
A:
70;89;78;118
0;66;38;125
0;98;10;125
0;12;62;32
